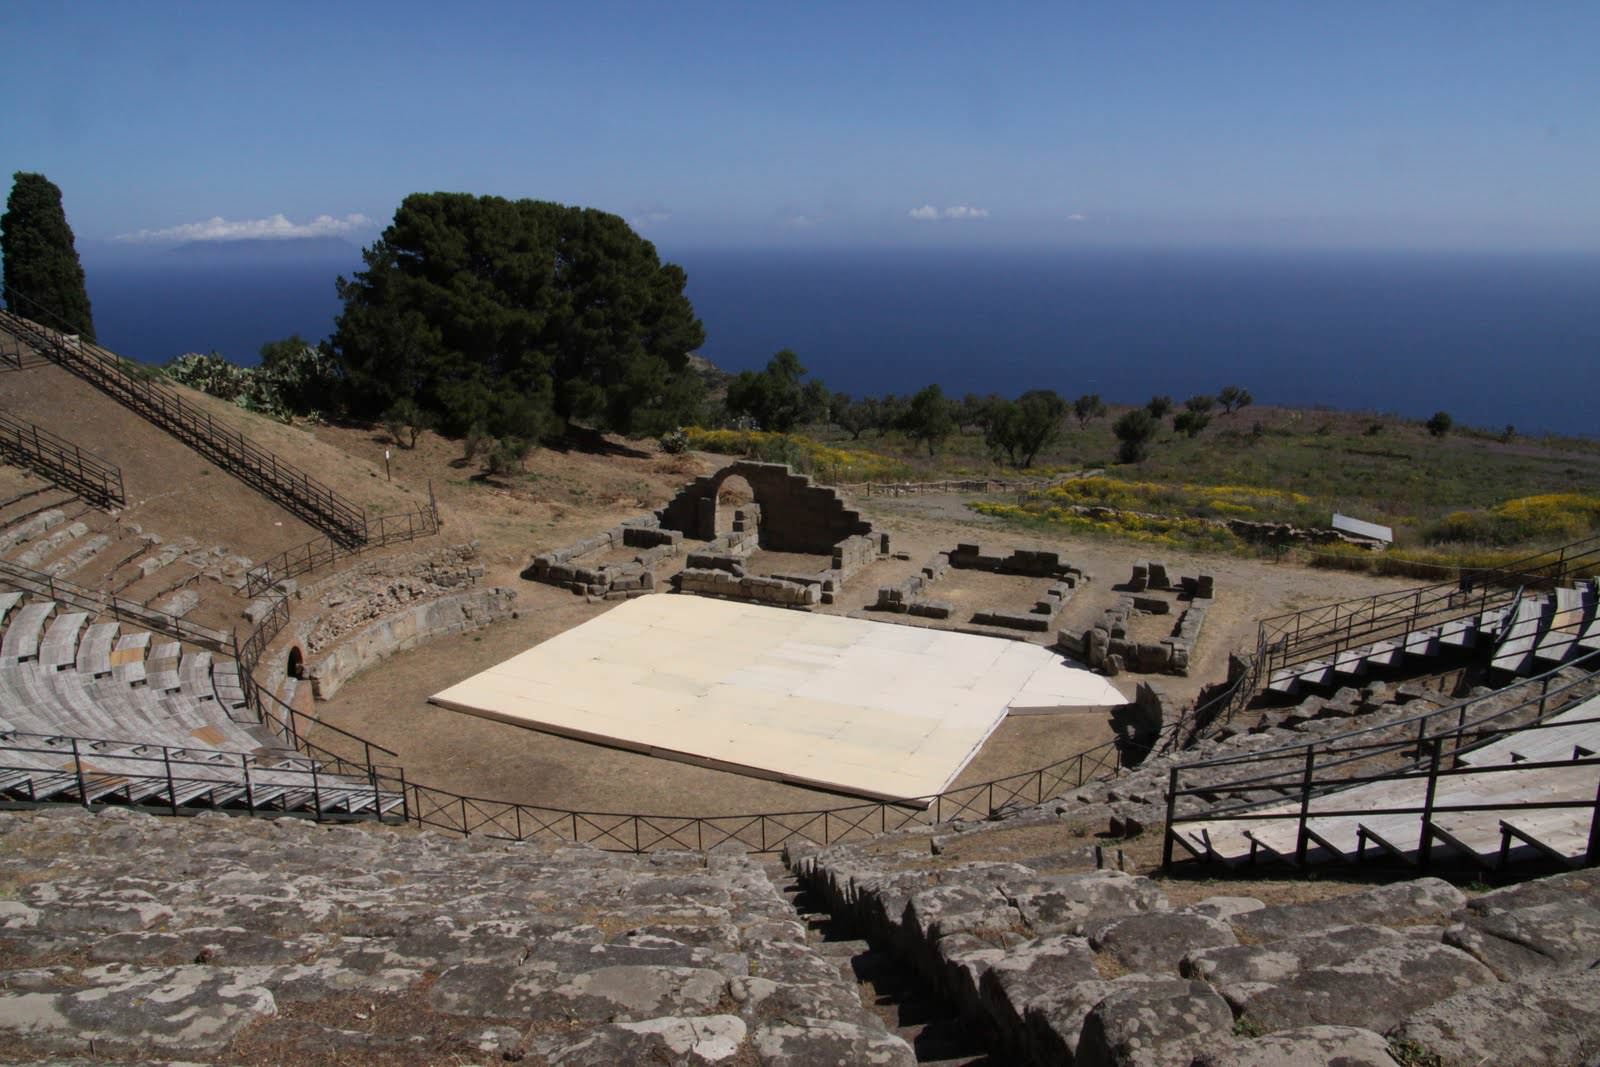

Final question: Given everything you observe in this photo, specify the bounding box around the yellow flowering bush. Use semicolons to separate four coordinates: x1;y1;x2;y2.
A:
686;428;912;483
1427;492;1600;546
970;500;1240;550
1037;477;1314;521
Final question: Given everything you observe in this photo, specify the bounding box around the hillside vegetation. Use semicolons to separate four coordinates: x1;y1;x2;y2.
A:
688;401;1600;571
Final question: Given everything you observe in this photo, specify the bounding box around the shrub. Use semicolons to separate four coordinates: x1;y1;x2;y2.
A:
658;427;690;454
164;352;251;401
1113;409;1158;463
483;436;532;476
383;398;431;449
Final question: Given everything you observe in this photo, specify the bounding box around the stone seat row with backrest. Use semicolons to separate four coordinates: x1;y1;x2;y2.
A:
0;591;264;750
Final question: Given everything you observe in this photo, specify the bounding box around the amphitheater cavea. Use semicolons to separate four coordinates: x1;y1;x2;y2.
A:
2;307;1597;1065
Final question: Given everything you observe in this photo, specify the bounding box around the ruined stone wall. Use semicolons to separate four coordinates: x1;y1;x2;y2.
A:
523;516;677;599
656;461;873;553
296;542;487;655
831;533;878;582
876;546;1087;630
674;568;819;608
1058;562;1214;675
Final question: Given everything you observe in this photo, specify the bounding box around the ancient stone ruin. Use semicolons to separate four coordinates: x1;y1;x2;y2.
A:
524;462;888;610
664;462;889;609
875;543;1088;631
523;517;681;599
1058;559;1213;676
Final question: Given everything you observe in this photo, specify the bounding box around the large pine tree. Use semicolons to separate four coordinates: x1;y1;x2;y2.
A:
1;172;96;341
332;192;705;438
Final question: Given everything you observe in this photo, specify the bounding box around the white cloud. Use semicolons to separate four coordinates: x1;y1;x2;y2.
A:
909;204;990;221
629;209;672;228
1067;212;1088;222
785;213;823;229
115;212;374;243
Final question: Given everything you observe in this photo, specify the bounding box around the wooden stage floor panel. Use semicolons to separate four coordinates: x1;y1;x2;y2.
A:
430;595;1126;802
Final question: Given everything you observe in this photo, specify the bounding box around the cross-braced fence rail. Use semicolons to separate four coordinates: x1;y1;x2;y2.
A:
396;734;1127;852
0;410;125;509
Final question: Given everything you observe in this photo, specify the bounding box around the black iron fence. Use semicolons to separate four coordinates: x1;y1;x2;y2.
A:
0;296;368;545
397;734;1125;852
0;411;124;508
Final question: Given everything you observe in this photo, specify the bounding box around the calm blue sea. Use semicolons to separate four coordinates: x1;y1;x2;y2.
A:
81;245;1600;437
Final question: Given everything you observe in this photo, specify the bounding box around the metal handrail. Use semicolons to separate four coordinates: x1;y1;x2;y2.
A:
0;296;368;545
0;410;125;507
244;484;441;597
0;557;230;651
1165;745;1599;873
1177;647;1600;776
1260;533;1600;665
0;728;406;819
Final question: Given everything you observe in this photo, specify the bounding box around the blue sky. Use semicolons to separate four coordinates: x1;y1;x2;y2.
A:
3;1;1597;253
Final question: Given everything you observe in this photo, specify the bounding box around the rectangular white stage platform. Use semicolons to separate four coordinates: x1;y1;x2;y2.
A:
430;595;1127;802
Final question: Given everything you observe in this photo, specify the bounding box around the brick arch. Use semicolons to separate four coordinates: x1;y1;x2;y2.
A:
657;461;873;553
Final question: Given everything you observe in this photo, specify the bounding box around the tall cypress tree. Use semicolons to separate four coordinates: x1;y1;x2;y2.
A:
1;172;96;341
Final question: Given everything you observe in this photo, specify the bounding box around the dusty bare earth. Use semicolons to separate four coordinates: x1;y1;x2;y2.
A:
311;467;1420;821
0;355;1422;825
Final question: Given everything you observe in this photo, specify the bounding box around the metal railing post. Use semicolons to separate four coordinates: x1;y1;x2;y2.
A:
69;738;88;807
1162;767;1179;872
310;759;323;821
1586;775;1600;866
1294;746;1315;870
1418;738;1443;874
164;748;178;815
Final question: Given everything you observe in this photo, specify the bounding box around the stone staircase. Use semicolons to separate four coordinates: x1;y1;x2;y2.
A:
786;806;1600;1065
761;857;987;1066
0;302;369;545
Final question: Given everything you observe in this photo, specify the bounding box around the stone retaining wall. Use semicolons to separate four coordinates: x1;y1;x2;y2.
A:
291;542;487;657
308;586;517;699
1052;503;1381;549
